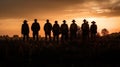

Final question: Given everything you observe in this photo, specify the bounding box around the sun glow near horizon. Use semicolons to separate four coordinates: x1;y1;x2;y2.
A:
75;17;120;33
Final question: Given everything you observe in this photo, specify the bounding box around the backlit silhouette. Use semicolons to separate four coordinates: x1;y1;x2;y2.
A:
70;20;77;40
60;20;68;41
31;19;40;41
21;20;29;41
90;21;97;40
44;19;52;41
81;19;89;41
52;21;60;42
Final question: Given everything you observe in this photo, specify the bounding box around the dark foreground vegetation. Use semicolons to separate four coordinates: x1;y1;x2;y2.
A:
0;35;120;67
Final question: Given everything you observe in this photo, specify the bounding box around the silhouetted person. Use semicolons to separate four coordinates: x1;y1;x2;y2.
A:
52;21;60;42
31;19;40;41
61;20;68;41
81;19;89;41
90;21;97;40
70;20;77;40
44;19;52;41
21;20;29;41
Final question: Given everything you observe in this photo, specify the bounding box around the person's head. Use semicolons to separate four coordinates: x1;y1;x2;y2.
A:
86;21;88;24
83;19;86;23
46;19;49;23
91;21;96;24
63;20;66;24
34;19;37;23
55;21;58;24
23;20;27;24
72;20;76;23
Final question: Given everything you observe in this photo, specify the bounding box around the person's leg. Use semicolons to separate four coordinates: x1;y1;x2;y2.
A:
93;33;96;40
87;33;89;40
57;35;59;42
70;32;72;40
23;34;25;41
91;34;93;40
72;33;74;39
36;32;39;41
53;35;55;41
74;32;77;39
26;34;29;41
82;32;86;42
45;33;47;40
33;32;35;40
65;33;68;40
61;34;63;41
49;33;51;41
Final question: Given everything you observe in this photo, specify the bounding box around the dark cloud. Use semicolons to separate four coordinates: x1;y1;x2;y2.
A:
0;0;84;19
0;0;120;19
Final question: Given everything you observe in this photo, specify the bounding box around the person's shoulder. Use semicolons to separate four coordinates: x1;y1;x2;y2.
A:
48;22;51;24
32;23;35;24
71;23;73;25
61;24;63;26
44;22;46;24
37;22;39;24
37;22;40;25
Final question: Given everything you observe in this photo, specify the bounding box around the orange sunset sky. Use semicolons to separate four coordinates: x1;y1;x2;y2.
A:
0;0;120;37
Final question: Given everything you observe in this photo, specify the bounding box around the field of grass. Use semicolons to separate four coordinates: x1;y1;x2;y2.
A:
0;36;120;66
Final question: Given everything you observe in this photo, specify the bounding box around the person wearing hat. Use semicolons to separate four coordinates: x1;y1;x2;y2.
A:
70;19;77;40
81;19;89;41
60;20;68;41
52;21;60;42
44;19;52;41
21;20;29;41
90;21;97;40
31;19;40;41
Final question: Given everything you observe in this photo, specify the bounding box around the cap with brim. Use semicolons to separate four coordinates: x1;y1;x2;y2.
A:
91;21;96;23
24;20;27;22
63;20;66;22
83;19;86;22
72;20;76;22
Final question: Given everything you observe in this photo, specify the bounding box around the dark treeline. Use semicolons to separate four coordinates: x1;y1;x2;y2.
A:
21;19;97;42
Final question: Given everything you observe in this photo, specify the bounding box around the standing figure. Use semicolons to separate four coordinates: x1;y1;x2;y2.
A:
81;19;89;41
70;20;77;40
90;21;97;40
44;19;52;41
52;21;60;42
61;20;68;41
21;20;29;41
31;19;40;41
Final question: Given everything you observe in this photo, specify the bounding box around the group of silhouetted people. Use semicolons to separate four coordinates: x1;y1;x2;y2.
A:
81;19;97;41
21;19;97;42
21;19;40;41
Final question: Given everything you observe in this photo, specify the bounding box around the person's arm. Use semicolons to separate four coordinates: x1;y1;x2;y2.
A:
44;24;46;31
21;24;23;34
38;23;40;31
31;24;33;31
27;24;30;34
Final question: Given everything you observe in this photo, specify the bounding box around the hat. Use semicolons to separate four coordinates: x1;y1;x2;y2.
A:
83;19;86;22
34;19;37;21
55;20;58;23
46;19;49;22
24;20;27;22
63;20;66;22
72;20;76;22
91;21;96;23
